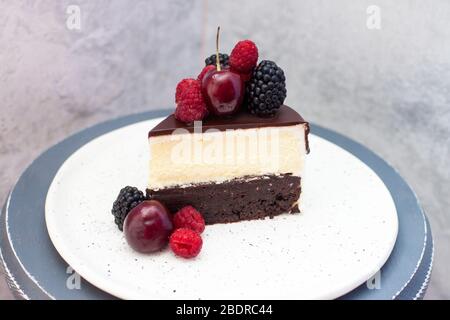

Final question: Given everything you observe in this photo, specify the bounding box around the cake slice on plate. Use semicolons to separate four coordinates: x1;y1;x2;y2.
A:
111;31;311;258
147;105;309;224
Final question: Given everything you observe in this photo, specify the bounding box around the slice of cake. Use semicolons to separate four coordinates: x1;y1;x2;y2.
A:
111;31;311;258
147;105;309;224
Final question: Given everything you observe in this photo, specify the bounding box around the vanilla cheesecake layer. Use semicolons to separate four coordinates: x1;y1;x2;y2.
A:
148;123;307;190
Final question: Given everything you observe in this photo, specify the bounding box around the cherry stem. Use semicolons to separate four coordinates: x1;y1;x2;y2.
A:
215;26;221;71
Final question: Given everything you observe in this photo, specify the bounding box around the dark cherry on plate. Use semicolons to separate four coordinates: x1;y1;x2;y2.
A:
124;200;173;253
201;67;244;116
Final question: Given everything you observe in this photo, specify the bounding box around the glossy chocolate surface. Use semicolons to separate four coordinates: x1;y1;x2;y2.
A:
148;105;310;153
149;105;306;135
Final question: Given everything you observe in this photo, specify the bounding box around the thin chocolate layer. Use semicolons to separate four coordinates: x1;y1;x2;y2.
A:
149;105;310;153
147;174;301;225
149;105;307;135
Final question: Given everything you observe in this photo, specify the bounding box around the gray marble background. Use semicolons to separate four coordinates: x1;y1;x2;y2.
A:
0;0;449;299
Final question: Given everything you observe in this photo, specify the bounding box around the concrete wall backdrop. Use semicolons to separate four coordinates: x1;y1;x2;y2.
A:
0;0;449;299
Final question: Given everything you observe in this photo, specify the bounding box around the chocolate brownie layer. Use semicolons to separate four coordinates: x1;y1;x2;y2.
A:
146;174;301;224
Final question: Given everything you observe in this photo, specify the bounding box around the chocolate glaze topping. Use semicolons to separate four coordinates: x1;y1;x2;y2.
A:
148;105;310;153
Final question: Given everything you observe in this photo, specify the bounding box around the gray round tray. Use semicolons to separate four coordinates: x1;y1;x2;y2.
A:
0;110;433;300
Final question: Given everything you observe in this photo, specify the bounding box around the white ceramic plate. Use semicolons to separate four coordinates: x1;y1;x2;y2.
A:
45;118;398;300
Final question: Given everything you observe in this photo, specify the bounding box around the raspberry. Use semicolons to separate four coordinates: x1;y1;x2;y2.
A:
229;40;258;74
174;79;208;123
170;228;203;259
197;65;216;82
173;206;205;234
175;78;197;103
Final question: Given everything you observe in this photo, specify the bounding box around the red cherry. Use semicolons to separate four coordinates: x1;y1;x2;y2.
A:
124;200;173;253
201;68;244;116
197;65;216;82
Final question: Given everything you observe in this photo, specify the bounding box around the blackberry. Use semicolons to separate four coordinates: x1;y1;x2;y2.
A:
111;186;145;231
245;60;287;116
205;53;229;67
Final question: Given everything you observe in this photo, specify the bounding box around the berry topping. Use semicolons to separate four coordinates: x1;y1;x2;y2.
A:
174;79;208;123
201;69;244;116
173;206;205;234
245;60;286;117
124;200;173;253
229;40;259;74
111;186;145;231
205;53;229;67
197;65;216;82
170;228;203;259
175;78;197;103
201;27;245;116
